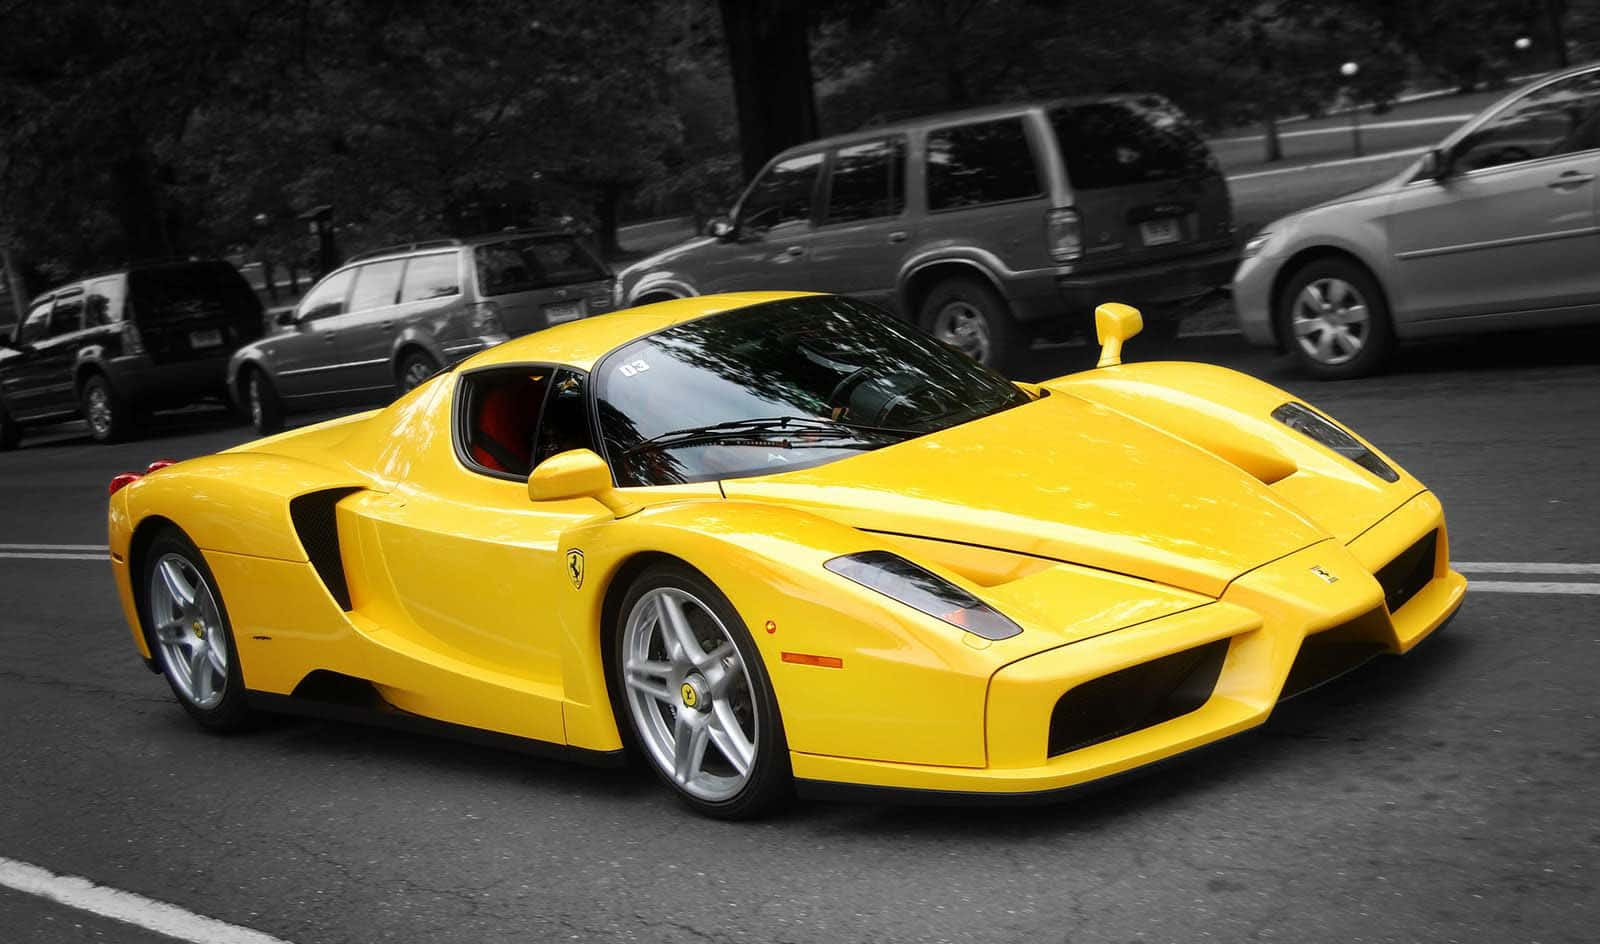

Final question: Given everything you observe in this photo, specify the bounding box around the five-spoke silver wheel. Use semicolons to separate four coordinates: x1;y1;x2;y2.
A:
620;587;759;803
1290;277;1370;366
85;385;113;439
148;552;230;710
931;300;993;364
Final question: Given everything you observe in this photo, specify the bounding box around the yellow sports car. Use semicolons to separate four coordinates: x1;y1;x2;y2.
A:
107;292;1465;818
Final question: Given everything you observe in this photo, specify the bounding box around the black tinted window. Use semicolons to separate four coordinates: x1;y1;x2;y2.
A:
1454;71;1600;172
48;294;84;335
534;368;593;465
1049;97;1216;190
739;153;823;232
926;118;1041;211
348;259;405;312
18;300;53;343
475;237;608;296
825;139;905;224
400;252;460;302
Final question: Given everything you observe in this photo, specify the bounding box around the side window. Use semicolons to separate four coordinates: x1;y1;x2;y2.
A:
48;293;84;335
458;367;554;477
18;300;53;344
1455;71;1600;173
533;368;593;466
297;268;355;322
926;117;1042;211
824;138;905;224
84;279;124;327
738;152;823;233
347;259;406;313
400;252;461;302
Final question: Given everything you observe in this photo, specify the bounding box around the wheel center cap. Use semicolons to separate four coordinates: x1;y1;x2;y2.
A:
680;677;709;712
192;619;205;639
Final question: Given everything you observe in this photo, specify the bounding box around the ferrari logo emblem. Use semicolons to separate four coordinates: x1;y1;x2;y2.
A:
566;549;584;589
680;682;698;708
1310;565;1338;584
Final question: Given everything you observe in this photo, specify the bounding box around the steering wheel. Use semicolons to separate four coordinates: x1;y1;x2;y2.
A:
826;367;874;411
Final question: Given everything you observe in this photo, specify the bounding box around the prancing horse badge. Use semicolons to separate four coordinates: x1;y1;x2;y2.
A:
566;549;585;589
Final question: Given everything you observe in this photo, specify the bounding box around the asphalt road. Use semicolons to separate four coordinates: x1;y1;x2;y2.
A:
1;327;1598;943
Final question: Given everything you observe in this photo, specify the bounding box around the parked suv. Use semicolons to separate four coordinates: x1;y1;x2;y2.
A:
616;95;1236;369
231;230;613;433
0;259;263;447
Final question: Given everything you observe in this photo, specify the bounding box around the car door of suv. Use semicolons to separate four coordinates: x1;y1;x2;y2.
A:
697;151;826;294
806;137;914;312
22;290;87;419
1386;70;1600;326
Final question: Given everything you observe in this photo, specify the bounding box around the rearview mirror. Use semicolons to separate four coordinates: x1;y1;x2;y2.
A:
707;217;736;240
275;310;297;328
1094;302;1143;368
528;448;634;515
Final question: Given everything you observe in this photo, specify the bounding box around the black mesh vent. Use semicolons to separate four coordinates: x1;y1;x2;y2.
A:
289;488;362;611
1282;608;1389;700
1376;529;1437;614
1047;638;1229;757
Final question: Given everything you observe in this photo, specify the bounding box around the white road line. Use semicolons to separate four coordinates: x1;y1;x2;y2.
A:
1227;146;1427;182
1211;114;1473;145
0;855;293;944
0;543;109;551
1456;561;1600;575
1468;580;1600;596
0;552;108;561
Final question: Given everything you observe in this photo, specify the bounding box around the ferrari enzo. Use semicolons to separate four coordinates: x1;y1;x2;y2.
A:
107;292;1465;818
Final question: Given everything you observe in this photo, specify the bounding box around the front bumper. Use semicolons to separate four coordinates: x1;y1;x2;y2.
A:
1052;246;1239;319
1230;252;1278;346
792;491;1464;800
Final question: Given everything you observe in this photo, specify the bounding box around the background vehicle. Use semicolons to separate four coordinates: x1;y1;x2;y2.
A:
229;230;614;433
0;260;263;446
617;96;1237;370
1233;63;1600;379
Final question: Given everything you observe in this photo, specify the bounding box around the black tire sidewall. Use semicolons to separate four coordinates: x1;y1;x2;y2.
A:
246;367;284;435
81;374;135;443
1276;260;1394;380
609;562;792;819
0;401;19;450
140;528;254;731
917;276;1017;373
396;351;438;395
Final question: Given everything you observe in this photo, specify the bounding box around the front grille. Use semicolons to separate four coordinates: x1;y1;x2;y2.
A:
1047;638;1229;757
1282;608;1389;700
1376;529;1437;614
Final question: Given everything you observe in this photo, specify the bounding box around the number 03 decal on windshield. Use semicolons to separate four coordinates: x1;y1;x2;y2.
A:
618;359;651;378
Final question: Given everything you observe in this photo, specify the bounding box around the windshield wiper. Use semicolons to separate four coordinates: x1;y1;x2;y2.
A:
621;415;916;455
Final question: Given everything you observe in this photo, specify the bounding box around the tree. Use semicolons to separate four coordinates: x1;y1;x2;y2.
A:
717;0;819;179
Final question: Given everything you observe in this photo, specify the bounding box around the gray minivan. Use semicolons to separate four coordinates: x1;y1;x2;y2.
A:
616;95;1236;369
230;230;613;433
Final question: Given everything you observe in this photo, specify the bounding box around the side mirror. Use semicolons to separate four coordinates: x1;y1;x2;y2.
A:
528;448;635;515
1094;302;1143;368
1416;147;1451;182
708;217;736;240
275;310;297;328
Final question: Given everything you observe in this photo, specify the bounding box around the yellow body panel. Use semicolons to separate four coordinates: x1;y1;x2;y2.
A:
107;293;1467;799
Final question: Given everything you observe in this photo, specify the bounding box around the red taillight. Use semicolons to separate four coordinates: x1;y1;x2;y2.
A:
108;473;141;496
1045;207;1082;262
146;459;176;473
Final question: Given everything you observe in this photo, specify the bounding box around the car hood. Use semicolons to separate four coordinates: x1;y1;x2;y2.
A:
721;392;1326;598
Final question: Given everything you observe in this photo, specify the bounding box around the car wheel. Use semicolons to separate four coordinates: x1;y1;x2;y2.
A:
918;276;1018;373
80;373;137;443
396;350;439;395
141;527;255;731
0;401;20;450
1277;259;1394;379
243;367;285;435
611;562;791;819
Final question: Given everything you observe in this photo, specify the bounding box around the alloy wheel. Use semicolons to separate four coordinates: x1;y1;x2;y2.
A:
620;587;759;803
247;374;265;428
932;300;993;363
148;552;229;710
85;385;113;438
401;359;434;391
1291;277;1370;366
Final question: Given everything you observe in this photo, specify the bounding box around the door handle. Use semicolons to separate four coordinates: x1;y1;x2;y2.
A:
887;231;907;243
783;245;805;257
1547;171;1596;189
381;320;394;330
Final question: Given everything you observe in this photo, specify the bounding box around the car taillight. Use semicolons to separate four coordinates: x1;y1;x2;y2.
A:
468;301;504;335
1046;208;1082;262
122;320;144;354
108;473;141;496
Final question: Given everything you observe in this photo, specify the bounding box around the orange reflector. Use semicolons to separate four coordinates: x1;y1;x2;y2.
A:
781;652;843;669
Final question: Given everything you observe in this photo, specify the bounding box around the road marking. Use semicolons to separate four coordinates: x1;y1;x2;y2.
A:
1467;580;1600;596
1211;114;1474;145
0;855;293;944
0;543;109;551
1456;561;1600;575
1227;146;1427;182
0;551;108;561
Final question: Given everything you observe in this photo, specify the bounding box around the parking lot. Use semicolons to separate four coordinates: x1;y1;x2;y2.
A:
1;328;1596;944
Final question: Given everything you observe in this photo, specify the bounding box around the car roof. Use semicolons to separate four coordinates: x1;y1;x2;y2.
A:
461;291;815;373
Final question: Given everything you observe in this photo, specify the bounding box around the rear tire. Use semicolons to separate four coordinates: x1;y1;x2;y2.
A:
1276;259;1394;380
0;401;20;450
243;367;284;435
80;373;137;443
396;349;439;395
917;276;1019;374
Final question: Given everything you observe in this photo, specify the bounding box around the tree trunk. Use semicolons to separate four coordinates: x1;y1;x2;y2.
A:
1;248;29;330
1261;114;1282;163
108;118;173;262
593;182;624;260
717;0;819;181
1546;0;1569;68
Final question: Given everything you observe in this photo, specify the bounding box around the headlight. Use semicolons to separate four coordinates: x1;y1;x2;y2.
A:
1272;402;1398;482
824;550;1023;641
1241;229;1275;259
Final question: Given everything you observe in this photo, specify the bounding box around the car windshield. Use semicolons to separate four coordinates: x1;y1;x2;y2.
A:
594;295;1031;486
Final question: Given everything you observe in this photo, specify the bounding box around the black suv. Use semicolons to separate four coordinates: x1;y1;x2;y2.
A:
0;260;263;446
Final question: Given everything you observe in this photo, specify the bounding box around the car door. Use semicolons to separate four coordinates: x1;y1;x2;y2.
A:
339;258;408;396
1;296;63;419
1386;70;1600;325
272;267;359;402
806;136;915;312
695;151;826;294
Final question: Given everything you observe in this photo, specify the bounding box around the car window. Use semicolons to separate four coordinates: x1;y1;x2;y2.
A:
48;293;84;335
534;368;593;466
738;152;823;233
17;299;54;344
297;268;355;321
348;259;406;312
400;252;461;302
457;367;555;477
474;237;608;296
824;138;905;224
84;279;123;327
1455;71;1600;173
1049;97;1217;190
926;117;1042;211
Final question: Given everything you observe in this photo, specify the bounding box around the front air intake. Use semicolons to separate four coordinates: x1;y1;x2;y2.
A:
1047;638;1229;757
1376;529;1437;614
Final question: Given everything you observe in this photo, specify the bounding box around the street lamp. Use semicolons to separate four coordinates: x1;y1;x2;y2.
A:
1514;36;1532;52
1340;61;1363;157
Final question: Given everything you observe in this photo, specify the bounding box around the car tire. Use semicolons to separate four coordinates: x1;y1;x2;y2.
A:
80;373;137;443
918;276;1019;373
396;349;439;395
609;561;792;819
1276;259;1394;380
140;526;256;732
0;401;20;450
243;367;285;435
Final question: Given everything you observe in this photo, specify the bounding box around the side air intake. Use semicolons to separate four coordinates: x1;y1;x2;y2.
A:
288;488;362;610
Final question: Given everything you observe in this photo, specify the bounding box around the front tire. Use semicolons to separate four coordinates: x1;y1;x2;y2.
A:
918;276;1019;373
140;527;255;731
0;401;20;450
1276;259;1394;379
243;367;285;435
610;562;791;819
80;373;137;443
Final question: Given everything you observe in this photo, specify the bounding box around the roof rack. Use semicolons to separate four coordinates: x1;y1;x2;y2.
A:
345;239;463;264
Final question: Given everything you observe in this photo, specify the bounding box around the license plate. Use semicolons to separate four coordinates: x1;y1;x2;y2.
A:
1139;218;1181;247
543;301;583;324
189;328;223;349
